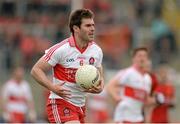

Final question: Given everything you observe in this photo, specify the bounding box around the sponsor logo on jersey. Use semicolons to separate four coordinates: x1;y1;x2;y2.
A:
66;58;75;62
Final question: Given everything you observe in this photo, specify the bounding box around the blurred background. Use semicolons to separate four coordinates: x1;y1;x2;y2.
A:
0;0;180;123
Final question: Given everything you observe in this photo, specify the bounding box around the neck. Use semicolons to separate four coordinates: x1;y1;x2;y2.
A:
74;34;88;49
133;64;146;74
13;77;22;84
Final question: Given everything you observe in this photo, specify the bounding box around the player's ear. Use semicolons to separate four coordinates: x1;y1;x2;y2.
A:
73;25;80;33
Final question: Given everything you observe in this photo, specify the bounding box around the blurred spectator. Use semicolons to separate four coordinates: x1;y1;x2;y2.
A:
0;0;71;71
151;16;169;40
134;0;147;24
1;66;36;123
156;36;176;63
150;64;175;123
153;0;163;18
96;23;132;69
20;34;36;69
27;0;44;14
1;30;17;72
54;13;69;42
151;15;177;64
84;0;114;24
50;0;70;15
1;0;16;17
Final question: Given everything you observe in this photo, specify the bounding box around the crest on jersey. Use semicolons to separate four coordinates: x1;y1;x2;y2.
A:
63;108;70;116
89;57;95;65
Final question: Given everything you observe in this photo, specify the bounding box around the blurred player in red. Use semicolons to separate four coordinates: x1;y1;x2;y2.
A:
106;47;153;123
1;66;36;123
31;9;104;123
87;89;109;123
150;65;175;123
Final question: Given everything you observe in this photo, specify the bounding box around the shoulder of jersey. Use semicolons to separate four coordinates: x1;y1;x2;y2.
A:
123;67;135;75
91;41;102;51
4;80;15;88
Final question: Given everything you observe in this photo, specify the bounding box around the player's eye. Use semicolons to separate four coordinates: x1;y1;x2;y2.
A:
86;24;95;27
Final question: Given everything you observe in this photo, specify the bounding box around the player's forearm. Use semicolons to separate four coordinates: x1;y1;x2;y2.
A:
31;67;54;91
99;65;105;91
1;99;8;113
106;84;121;102
109;90;120;101
27;100;37;122
1;103;5;112
100;78;105;89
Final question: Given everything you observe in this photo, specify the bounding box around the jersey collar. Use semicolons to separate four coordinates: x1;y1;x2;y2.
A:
68;35;93;54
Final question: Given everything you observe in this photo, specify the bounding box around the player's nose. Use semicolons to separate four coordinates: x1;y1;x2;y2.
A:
90;25;95;31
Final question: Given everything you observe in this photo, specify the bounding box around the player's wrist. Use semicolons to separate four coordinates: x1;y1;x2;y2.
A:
48;83;56;92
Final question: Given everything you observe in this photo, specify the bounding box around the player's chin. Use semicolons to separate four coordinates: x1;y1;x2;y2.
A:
88;36;94;41
139;61;145;67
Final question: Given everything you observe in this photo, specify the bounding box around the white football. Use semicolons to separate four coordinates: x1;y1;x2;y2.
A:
75;65;100;89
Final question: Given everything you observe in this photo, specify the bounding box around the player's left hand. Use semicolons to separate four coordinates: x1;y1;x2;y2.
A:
83;80;103;94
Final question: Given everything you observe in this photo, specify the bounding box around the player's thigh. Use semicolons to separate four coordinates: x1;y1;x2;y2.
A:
65;120;80;124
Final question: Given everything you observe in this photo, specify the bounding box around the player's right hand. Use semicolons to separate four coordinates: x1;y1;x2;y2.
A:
51;82;71;99
83;79;103;94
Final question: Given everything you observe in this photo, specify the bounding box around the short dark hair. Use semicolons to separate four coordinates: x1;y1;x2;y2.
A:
69;9;94;34
132;47;149;57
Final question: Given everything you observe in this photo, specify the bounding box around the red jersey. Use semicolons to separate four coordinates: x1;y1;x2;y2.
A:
151;83;175;123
